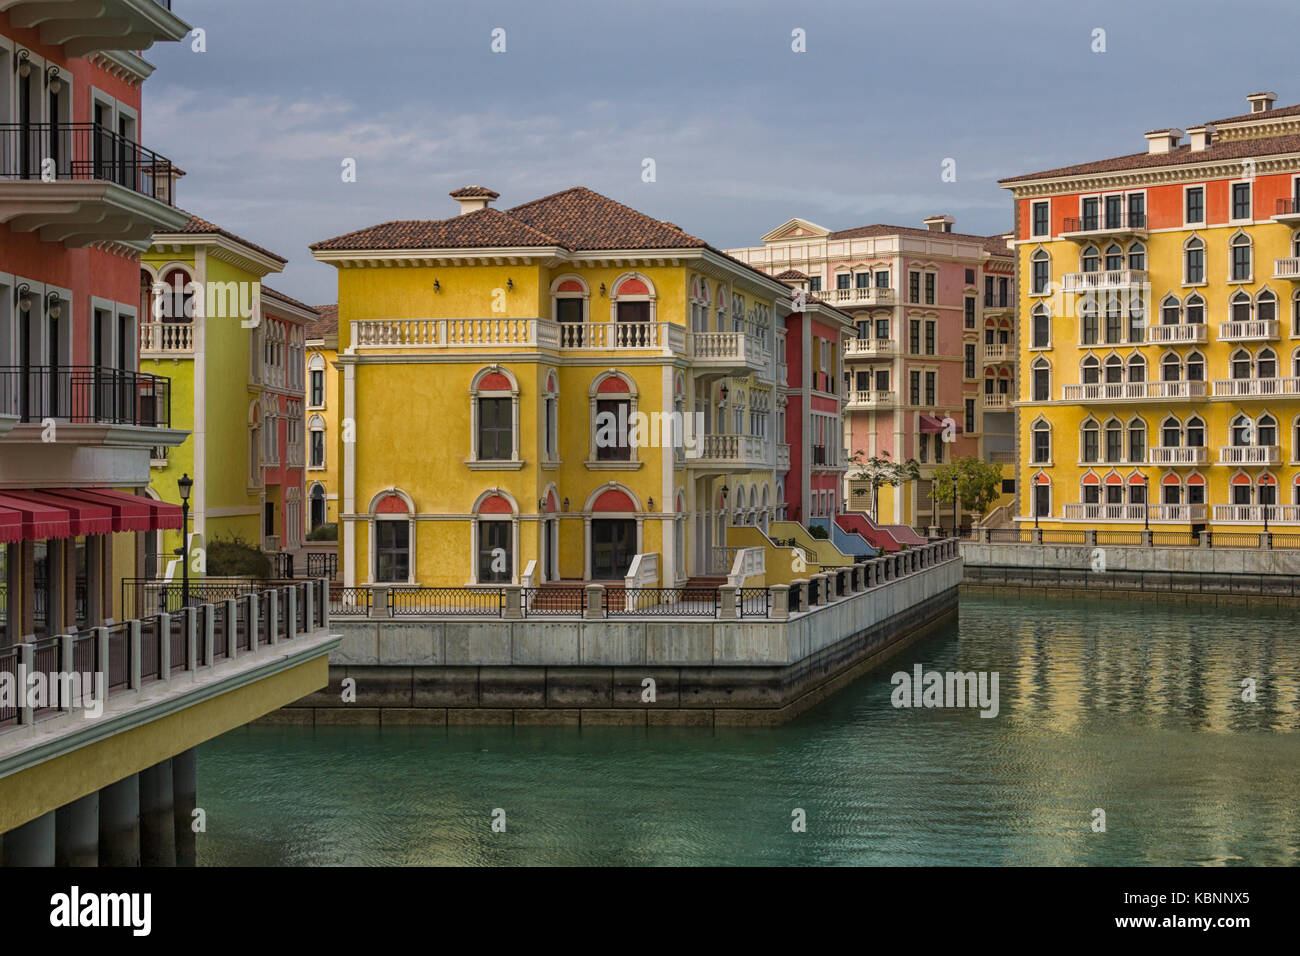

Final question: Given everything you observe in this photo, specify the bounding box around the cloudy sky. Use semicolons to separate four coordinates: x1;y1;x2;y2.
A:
142;0;1295;305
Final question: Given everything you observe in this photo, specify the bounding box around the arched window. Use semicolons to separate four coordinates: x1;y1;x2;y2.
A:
1230;472;1253;506
1161;352;1181;382
1031;249;1050;294
1082;245;1101;273
1185;350;1205;382
1161;472;1183;506
1230;290;1252;324
1031;303;1050;348
589;371;638;463
1127;353;1146;383
552;275;589;344
1127;417;1147;464
1081;354;1100;384
1031;419;1051;464
1104;417;1123;463
1031;472;1051;518
1104;243;1124;271
1031;357;1050;401
1231;414;1253;447
1259;414;1277;446
1160;295;1181;326
1259;473;1278;508
1080;300;1099;345
1186;416;1205;448
1081;471;1101;506
309;483;326;531
1160;415;1181;449
371;490;415;584
157;267;196;322
1230;348;1252;380
1257;289;1277;324
472;491;517;585
1293;289;1300;337
1128;241;1146;272
1104;354;1123;384
1184;235;1205;284
1258;348;1277;379
1081;417;1100;463
1230;231;1253;281
1293;229;1300;260
470;366;520;464
308;353;326;408
308;413;325;468
1185;293;1205;326
610;273;656;326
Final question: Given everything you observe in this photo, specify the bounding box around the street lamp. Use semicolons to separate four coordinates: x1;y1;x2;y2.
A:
1142;473;1149;532
177;472;193;607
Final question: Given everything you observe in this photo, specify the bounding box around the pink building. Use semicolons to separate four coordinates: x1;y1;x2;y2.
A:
728;216;1014;528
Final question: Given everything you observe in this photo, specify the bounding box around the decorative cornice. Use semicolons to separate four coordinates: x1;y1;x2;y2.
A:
1003;152;1300;199
88;49;155;86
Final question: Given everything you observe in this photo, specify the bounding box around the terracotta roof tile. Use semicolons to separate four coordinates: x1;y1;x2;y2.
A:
309;207;561;251
774;269;808;279
449;185;500;198
505;187;708;250
1000;131;1300;185
306;304;338;339
1204;102;1300;126
167;214;287;264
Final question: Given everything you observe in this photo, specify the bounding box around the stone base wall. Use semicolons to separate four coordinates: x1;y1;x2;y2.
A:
266;585;959;728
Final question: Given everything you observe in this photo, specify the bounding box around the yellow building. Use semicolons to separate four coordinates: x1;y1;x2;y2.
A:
1001;93;1300;533
310;186;813;588
140;217;315;570
305;304;340;533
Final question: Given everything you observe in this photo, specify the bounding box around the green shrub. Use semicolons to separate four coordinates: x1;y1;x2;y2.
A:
809;524;829;539
206;535;271;578
307;522;338;542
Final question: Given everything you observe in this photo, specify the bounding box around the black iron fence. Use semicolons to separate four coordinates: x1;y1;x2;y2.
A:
0;365;170;426
0;122;176;204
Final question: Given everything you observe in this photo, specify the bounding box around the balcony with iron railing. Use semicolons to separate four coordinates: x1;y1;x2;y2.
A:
1218;445;1281;466
0;366;171;429
1060;269;1148;294
1060;209;1148;239
1062;380;1207;402
0;122;188;245
1210;377;1300;398
843;337;895;359
1147;323;1208;344
1217;320;1279;342
1148;446;1209;465
982;294;1013;310
1272;198;1300;223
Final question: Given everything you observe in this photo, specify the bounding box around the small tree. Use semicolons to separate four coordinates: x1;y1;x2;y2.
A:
931;456;1004;527
849;449;921;522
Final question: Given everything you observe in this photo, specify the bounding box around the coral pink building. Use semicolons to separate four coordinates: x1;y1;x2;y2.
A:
728;216;1014;528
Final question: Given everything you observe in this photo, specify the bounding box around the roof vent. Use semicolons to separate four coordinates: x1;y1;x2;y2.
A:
448;185;499;215
923;214;954;233
1186;125;1215;151
1144;128;1183;154
1247;91;1278;113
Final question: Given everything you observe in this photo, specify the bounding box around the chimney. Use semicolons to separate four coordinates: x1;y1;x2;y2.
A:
158;164;185;205
923;214;954;233
1144;128;1183;155
1247;91;1278;113
448;185;499;215
1186;125;1215;151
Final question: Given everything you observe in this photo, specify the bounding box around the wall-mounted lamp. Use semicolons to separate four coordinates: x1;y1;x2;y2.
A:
433;279;441;292
647;497;654;512
562;497;570;512
599;283;607;296
15;50;31;78
506;278;514;291
15;283;31;312
45;66;61;93
720;383;729;402
720;483;729;503
45;291;61;319
538;497;545;511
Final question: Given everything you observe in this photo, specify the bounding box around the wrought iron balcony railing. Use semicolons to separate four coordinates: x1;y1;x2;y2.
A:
0;366;171;427
0;122;176;204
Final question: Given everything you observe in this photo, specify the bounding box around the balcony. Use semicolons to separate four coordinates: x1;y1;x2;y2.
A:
1062;381;1207;402
0;0;190;56
0;365;171;427
982;343;1011;363
1060;210;1148;241
0;123;189;248
1273;257;1300;280
830;286;894;305
686;433;769;471
1217;320;1278;342
1060;270;1148;294
1211;377;1300;398
563;321;683;352
1147;323;1208;345
982;296;1013;313
139;321;195;356
982;393;1010;409
1063;503;1206;522
1149;446;1208;466
843;338;895;359
1213;504;1300;522
1218;445;1281;466
1272;198;1300;224
687;330;769;374
777;442;791;472
845;389;896;409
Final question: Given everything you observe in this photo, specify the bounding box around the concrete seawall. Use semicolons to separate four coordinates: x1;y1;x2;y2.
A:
269;556;963;727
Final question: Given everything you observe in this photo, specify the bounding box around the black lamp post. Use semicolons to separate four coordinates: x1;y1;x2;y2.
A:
951;475;959;538
177;472;193;607
1142;473;1149;532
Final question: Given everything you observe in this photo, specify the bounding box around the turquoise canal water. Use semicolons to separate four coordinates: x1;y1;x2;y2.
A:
197;596;1300;866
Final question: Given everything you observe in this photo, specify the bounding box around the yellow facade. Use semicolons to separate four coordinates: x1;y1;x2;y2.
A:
1004;105;1300;532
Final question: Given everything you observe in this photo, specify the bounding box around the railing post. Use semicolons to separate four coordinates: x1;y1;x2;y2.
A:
95;627;109;701
980;527;991;544
584;584;604;620
225;598;237;661
18;642;34;725
287;587;299;640
812;573;828;606
1141;530;1154;547
186;606;198;672
268;589;280;646
718;584;738;619
503;585;523;620
370;585;390;619
1261;531;1273;550
1199;531;1212;549
1032;528;1044;545
791;578;808;612
1085;529;1098;548
202;605;214;668
129;619;143;689
770;584;790;620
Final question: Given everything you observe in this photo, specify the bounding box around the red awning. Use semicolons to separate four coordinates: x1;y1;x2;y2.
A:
0;505;21;544
51;488;151;533
0;493;72;540
919;414;963;435
10;490;114;536
86;488;183;531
